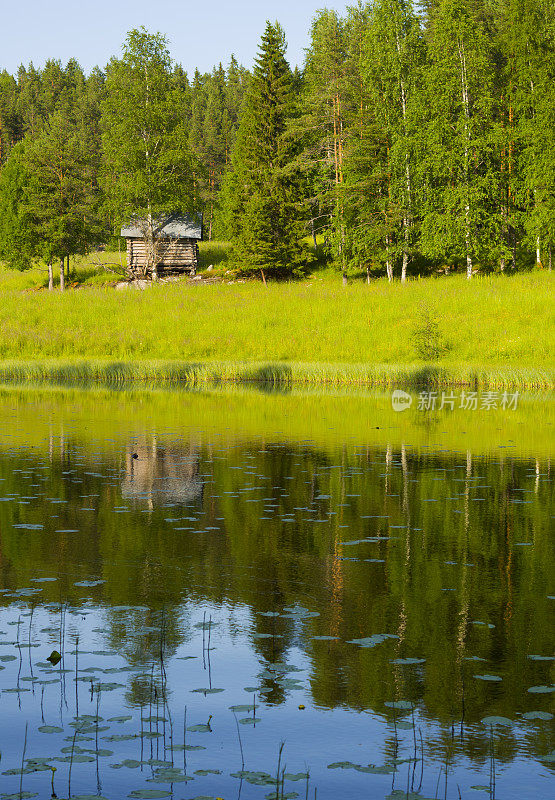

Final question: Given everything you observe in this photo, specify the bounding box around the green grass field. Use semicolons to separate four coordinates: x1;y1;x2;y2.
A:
0;244;553;388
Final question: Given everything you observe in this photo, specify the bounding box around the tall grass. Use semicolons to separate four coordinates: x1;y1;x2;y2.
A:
0;359;551;389
0;254;553;388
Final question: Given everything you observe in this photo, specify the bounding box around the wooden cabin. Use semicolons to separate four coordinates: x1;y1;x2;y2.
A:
121;213;203;278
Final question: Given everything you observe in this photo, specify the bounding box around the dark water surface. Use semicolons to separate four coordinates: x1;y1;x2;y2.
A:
0;388;553;800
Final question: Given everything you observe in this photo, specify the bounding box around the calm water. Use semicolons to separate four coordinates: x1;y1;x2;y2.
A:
0;388;553;800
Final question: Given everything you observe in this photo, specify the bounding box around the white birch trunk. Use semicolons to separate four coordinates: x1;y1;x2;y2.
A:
458;40;473;278
48;263;53;291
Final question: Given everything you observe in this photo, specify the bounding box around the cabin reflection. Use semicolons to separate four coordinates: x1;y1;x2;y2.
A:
122;441;203;507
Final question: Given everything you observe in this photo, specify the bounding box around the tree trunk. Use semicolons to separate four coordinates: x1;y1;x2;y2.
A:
536;236;541;266
366;265;371;285
66;255;70;282
458;41;473;279
48;263;53;291
260;269;267;286
549;245;552;271
401;245;408;284
385;236;393;283
59;259;65;292
311;218;317;249
342;272;348;286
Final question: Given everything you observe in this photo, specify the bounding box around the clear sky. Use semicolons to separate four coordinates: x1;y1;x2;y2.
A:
2;0;347;77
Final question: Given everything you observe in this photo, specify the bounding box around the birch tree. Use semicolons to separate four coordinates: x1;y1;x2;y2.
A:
101;28;196;280
419;0;502;277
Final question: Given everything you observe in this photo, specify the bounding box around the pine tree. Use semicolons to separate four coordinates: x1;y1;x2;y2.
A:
221;22;309;278
298;10;348;269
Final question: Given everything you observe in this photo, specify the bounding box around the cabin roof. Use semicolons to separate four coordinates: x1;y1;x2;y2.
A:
121;212;203;240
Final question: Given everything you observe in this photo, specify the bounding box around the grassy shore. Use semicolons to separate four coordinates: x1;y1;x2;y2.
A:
0;249;553;389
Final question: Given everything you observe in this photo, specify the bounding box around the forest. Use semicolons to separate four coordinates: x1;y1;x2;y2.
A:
0;0;553;284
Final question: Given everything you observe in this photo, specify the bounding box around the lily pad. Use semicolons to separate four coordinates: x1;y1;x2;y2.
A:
385;701;413;710
522;711;553;721
482;716;512;727
348;634;398;647
230;770;274;785
473;674;502;682
528;685;555;693
128;792;172;799
38;725;63;734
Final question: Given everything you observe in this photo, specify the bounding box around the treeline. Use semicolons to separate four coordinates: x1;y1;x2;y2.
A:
0;0;554;282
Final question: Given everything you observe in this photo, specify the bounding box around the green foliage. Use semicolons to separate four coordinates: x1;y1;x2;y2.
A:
222;22;311;277
412;304;451;360
0;112;101;270
0;141;38;270
101;28;196;230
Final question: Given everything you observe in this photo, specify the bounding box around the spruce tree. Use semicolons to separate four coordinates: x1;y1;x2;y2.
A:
221;22;309;278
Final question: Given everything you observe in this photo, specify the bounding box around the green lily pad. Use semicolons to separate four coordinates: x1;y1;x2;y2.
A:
474;674;502;682
522;711;553;720
348;634;398;647
390;658;426;665
128;792;172;799
385;701;413;710
194;769;222;776
482;716;512;727
1;794;39;799
230;770;274;785
38;725;63;734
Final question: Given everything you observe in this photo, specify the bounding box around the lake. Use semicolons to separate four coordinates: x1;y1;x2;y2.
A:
0;386;553;800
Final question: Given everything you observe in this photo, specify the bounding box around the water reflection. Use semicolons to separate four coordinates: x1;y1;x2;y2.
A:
0;389;552;799
122;440;203;507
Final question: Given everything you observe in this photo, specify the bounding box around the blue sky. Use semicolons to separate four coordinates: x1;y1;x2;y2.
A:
2;0;347;76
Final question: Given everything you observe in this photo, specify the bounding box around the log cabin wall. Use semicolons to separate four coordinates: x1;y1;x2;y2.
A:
126;237;198;274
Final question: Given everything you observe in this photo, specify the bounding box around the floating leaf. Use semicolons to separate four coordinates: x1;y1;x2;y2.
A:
390;658;426;665
47;650;61;666
230;770;274;786
528;685;555;693
348;634;398;648
128;792;172;799
385;701;413;710
74;579;106;587
474;674;502;682
38;725;63;734
482;716;512;727
194;769;222;776
522;711;553;721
